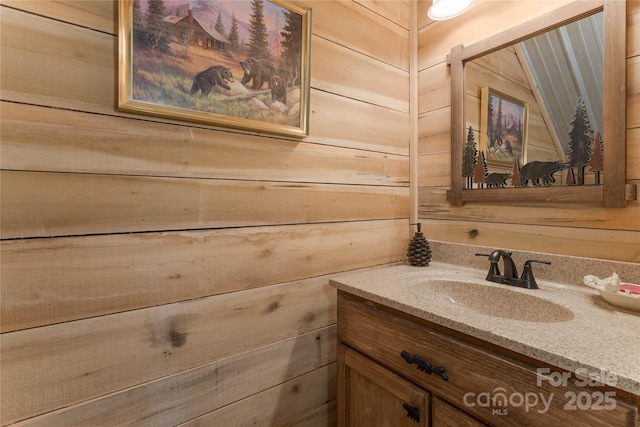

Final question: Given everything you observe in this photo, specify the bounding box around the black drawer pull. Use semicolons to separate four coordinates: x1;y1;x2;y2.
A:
400;350;449;381
402;403;420;422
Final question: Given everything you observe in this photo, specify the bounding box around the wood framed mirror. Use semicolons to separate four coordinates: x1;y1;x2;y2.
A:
449;0;633;207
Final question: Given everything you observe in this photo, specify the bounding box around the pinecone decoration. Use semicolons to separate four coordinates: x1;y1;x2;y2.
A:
407;223;432;267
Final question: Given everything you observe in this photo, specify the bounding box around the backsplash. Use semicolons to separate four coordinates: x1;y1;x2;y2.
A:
429;241;640;287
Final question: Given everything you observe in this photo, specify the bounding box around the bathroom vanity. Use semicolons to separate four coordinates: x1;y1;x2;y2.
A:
331;259;640;426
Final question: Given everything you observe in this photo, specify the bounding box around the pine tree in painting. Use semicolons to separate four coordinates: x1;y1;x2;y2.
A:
495;98;503;143
228;12;241;53
588;131;604;184
566;98;594;185
247;0;270;59
133;0;147;48
463;126;478;189
486;96;495;148
144;0;170;53
473;151;488;188
214;13;225;37
272;12;282;58
280;9;303;86
511;159;521;187
515;116;523;152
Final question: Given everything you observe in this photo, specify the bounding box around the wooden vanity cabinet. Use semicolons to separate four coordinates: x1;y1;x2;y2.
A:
339;345;431;426
337;291;638;427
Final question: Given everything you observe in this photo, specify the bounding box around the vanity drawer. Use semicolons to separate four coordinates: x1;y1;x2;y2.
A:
338;292;637;427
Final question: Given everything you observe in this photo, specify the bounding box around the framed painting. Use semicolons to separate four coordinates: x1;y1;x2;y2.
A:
479;87;529;167
118;0;311;138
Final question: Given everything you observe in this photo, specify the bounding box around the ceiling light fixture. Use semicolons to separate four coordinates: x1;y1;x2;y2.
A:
428;0;474;21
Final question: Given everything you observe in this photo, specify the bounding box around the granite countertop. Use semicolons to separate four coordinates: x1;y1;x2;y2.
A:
330;262;640;396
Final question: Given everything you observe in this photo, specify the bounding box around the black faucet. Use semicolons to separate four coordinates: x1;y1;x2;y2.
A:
476;250;551;289
488;250;518;283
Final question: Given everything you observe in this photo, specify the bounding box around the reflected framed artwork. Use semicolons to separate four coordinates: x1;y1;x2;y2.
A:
118;0;311;138
479;87;529;167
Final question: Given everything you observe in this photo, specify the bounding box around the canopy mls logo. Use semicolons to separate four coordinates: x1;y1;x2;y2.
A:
463;387;554;415
463;368;619;416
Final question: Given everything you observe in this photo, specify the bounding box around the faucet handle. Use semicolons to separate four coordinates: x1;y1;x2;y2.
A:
476;253;501;280
520;260;551;289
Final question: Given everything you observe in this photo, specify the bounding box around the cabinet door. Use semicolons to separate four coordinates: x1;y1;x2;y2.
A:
433;398;488;427
338;345;430;427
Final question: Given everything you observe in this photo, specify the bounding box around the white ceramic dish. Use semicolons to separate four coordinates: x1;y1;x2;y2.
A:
583;280;640;312
596;290;640;311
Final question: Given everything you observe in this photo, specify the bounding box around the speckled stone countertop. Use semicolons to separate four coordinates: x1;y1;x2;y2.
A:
330;242;640;396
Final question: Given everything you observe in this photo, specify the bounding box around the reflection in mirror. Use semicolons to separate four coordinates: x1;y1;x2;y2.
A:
449;1;629;207
464;12;603;189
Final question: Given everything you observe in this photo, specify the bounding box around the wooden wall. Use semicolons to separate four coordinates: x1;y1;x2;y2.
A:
418;0;640;262
0;1;410;425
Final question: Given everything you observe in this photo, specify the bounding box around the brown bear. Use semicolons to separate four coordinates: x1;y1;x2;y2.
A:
190;65;233;96
270;75;287;104
240;58;277;90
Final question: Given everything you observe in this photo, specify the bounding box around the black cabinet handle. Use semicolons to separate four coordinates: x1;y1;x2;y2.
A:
400;350;449;381
402;403;420;423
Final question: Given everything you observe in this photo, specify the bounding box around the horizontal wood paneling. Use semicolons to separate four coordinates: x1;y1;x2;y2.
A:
178;364;336;427
418;0;640;262
3;322;335;425
308;0;409;70
355;0;410;30
1;0;410;425
630;2;640;57
0;102;408;186
1;220;407;333
0;171;408;238
310;89;410;154
418;152;450;187
416;217;640;263
418;108;450;155
282;401;337;427
1;0;116;34
418;62;449;113
312;36;409;113
0;6;116;113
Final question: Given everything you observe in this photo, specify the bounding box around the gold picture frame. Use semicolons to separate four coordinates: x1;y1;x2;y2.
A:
479;87;529;167
118;0;311;138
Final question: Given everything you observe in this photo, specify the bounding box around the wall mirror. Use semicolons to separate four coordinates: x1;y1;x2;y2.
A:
449;1;633;208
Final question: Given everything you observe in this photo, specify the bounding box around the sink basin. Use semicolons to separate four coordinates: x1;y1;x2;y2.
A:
409;280;575;322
